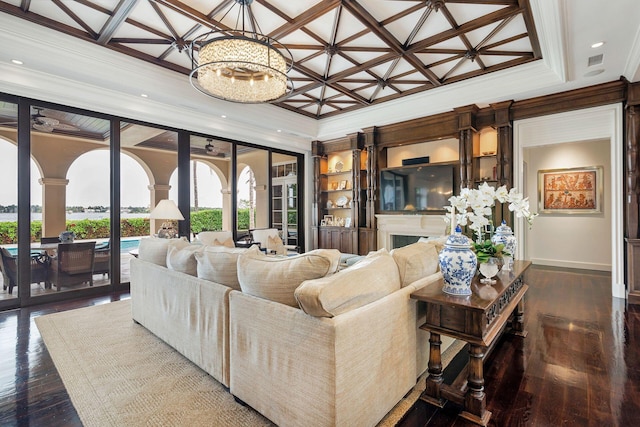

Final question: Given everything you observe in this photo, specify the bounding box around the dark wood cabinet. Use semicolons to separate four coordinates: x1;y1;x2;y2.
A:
317;226;358;254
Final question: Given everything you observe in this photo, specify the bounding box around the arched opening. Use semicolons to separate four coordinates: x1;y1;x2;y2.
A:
169;159;227;235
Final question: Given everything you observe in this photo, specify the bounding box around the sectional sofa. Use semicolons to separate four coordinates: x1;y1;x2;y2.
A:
130;237;451;427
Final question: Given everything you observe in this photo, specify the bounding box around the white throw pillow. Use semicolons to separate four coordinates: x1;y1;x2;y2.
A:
195;246;248;290
295;249;401;317
138;237;190;266
391;241;440;287
213;237;235;248
237;246;341;307
166;245;203;276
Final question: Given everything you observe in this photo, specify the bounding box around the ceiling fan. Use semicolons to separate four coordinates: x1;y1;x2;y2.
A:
205;138;220;155
0;107;79;132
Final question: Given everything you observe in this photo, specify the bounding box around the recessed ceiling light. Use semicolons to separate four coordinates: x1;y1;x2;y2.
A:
221;115;227;119
277;129;282;133
140;93;148;98
591;41;604;48
11;59;23;65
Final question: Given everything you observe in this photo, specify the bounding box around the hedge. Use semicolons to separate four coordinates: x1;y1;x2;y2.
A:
0;208;255;244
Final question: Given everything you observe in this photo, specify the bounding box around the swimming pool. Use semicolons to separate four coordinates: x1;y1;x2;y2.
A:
5;238;140;256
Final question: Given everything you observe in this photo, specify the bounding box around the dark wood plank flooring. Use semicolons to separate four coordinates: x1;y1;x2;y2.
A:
398;265;640;427
0;265;638;426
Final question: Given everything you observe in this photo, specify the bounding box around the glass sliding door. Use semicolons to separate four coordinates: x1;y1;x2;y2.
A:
187;136;232;237
29;105;111;299
124;124;178;277
0;100;19;305
272;153;299;250
236;145;269;241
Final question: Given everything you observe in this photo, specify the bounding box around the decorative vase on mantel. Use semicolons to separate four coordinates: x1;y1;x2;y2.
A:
491;220;517;259
439;226;477;296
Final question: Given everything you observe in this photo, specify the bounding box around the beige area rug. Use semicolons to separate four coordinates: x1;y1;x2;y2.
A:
35;300;465;427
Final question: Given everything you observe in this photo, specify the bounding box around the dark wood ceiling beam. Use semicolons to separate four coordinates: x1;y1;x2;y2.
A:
109;38;174;44
439;5;487;70
0;2;92;40
290;63;371;105
483;32;528;50
52;0;98;39
74;0;110;15
341;0;442;86
518;0;542;58
149;1;180;40
97;0;138;45
152;0;230;31
261;0;342;40
407;5;522;52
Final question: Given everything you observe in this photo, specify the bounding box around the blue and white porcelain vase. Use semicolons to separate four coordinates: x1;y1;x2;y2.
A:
439;226;477;296
492;220;517;259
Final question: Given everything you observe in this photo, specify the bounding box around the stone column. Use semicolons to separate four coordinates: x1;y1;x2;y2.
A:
39;178;69;237
148;184;171;236
254;185;269;229
221;189;232;232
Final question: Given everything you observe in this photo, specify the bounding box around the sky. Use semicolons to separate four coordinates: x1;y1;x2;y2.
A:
0;138;250;209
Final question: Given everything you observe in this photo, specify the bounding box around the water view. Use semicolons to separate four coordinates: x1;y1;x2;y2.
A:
0;212;149;222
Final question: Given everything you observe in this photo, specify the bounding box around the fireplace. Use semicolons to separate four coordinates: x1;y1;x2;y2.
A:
376;214;446;250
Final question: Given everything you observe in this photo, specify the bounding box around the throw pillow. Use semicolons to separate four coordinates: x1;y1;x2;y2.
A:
295;249;401;317
138;237;190;267
212;237;235;248
391;241;440;287
195;246;248;290
166;245;203;276
237;246;341;307
267;234;285;255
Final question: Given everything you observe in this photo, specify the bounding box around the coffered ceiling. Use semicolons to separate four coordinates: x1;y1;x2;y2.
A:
0;0;541;119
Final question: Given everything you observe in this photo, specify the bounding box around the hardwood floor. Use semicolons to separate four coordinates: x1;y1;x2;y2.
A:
398;265;640;427
0;265;638;426
0;291;129;427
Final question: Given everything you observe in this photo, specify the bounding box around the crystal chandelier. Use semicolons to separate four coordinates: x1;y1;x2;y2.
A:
189;0;293;103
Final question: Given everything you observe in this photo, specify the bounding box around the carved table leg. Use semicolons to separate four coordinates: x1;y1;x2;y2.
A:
420;332;445;407
460;344;491;426
511;296;528;337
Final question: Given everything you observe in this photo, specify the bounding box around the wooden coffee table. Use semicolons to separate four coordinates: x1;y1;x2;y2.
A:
410;260;531;426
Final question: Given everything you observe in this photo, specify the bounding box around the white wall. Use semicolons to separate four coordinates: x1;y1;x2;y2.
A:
524;139;611;270
514;104;624;298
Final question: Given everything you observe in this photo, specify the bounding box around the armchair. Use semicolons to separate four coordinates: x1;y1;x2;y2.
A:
250;228;299;255
93;240;110;278
0;247;50;294
50;242;96;291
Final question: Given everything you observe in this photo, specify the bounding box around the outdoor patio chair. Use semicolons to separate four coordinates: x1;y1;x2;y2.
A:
50;241;96;291
250;228;299;256
0;247;50;294
93;240;110;278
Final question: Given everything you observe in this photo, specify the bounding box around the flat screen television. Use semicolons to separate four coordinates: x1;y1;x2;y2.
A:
379;164;454;212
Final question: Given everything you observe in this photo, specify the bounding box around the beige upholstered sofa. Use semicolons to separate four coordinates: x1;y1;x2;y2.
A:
130;237;451;427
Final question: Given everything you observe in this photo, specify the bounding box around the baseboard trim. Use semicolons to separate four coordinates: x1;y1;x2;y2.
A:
531;258;611;272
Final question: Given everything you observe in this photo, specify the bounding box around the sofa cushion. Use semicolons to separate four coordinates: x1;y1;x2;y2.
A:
195;231;234;246
237;247;341;307
391;241;440;287
166;245;203;276
267;235;285;255
138;237;190;267
294;249;401;317
194;246;248;290
213;237;235;248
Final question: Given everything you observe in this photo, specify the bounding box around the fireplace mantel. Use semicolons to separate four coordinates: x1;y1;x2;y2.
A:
376;214;447;250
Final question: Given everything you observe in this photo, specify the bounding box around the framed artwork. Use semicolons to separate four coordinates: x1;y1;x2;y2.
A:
338;180;347;190
344;217;352;228
323;215;334;226
538;166;603;214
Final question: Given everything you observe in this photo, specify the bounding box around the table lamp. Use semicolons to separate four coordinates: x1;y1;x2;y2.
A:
150;199;184;238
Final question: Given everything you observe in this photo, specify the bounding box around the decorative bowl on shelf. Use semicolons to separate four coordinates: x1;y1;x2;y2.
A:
335;161;344;172
482;151;495;156
335;195;349;207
